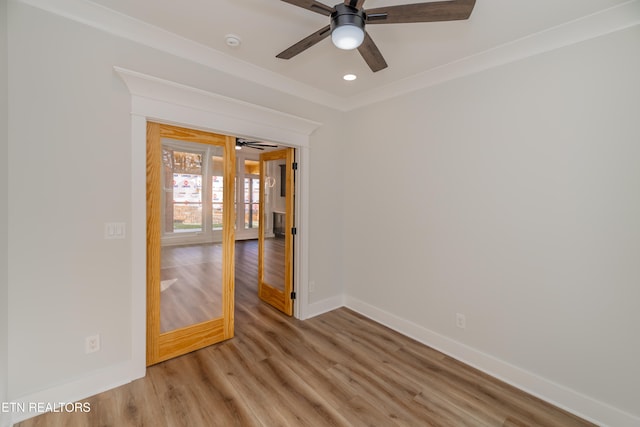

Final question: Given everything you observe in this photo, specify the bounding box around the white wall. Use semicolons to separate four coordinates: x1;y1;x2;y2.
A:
9;0;638;425
6;0;343;414
343;25;640;424
1;0;10;425
307;120;345;307
8;0;134;402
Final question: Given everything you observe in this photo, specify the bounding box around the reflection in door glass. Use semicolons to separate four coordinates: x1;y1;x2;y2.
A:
244;159;260;230
211;155;224;230
162;149;203;233
262;158;286;291
244;177;260;229
160;140;225;333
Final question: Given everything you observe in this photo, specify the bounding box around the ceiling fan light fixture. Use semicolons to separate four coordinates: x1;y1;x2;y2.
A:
330;4;366;50
332;25;364;50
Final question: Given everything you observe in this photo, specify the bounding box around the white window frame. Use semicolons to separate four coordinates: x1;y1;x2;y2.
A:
160;139;226;246
235;152;261;240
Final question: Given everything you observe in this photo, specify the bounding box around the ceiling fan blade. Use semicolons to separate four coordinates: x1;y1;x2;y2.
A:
281;0;334;16
366;0;476;24
247;143;279;148
344;0;366;9
276;25;331;59
357;32;387;72
237;138;279;149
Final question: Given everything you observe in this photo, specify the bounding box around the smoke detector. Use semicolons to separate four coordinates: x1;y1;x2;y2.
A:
224;34;242;48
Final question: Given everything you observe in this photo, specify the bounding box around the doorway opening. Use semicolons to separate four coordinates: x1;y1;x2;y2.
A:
147;122;298;365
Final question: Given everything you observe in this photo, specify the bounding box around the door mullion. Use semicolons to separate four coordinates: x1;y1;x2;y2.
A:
200;147;210;235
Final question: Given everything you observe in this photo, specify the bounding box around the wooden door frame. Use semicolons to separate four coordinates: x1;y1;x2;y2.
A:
146;122;236;365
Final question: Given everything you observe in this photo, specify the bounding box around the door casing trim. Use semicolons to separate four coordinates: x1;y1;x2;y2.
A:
116;66;321;377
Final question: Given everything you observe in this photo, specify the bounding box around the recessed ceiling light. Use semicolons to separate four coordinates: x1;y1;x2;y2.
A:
343;74;357;81
224;34;242;48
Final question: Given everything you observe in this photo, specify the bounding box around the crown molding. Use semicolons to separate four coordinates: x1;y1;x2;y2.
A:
17;0;640;112
342;0;640;110
114;66;322;146
16;0;346;110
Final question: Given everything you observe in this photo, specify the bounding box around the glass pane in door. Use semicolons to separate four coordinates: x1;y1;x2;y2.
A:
162;149;203;233
211;155;224;230
244;177;260;229
262;158;286;291
160;141;225;333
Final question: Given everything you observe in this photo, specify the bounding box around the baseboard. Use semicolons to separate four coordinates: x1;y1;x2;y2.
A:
7;298;638;426
345;296;640;427
304;294;345;319
8;360;144;425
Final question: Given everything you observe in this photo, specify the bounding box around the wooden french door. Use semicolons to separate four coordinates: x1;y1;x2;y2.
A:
258;148;295;316
146;122;235;365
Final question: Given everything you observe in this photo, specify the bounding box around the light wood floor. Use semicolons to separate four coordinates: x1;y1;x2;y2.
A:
160;237;285;332
160;243;224;332
17;240;596;427
262;236;286;291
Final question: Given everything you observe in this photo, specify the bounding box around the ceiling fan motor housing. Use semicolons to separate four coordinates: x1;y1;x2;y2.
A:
330;4;366;36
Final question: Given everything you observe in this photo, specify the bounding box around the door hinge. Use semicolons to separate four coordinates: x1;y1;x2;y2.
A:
291;227;297;235
292;162;298;170
290;292;296;300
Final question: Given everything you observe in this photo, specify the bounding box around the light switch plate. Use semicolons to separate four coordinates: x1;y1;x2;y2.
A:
104;222;126;239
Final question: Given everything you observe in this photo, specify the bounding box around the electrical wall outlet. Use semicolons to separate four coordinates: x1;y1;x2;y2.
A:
309;280;316;293
85;334;100;354
456;313;466;329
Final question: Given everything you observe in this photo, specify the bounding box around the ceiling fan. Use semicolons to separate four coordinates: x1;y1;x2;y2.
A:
235;138;279;150
277;0;476;72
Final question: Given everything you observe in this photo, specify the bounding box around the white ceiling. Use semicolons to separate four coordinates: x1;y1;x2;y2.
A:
31;0;639;109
